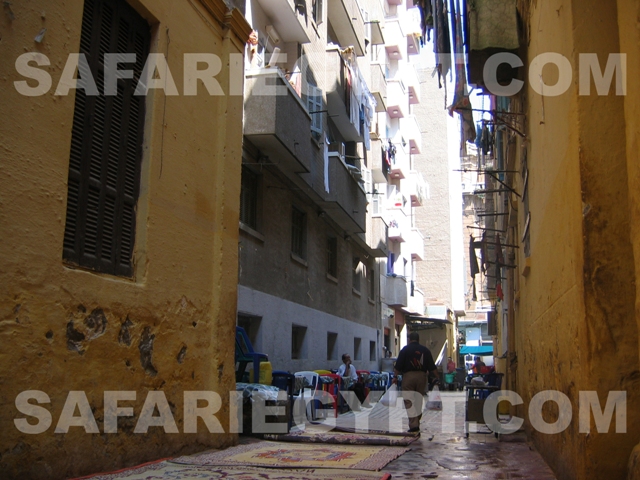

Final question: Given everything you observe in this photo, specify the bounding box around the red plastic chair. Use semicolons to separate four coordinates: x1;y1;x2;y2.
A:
319;373;342;417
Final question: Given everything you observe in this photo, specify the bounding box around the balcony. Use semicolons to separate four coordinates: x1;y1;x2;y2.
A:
406;228;424;261
326;48;364;142
402;10;421;55
406;285;424;315
254;0;311;44
405;171;427;206
370;138;388;183
244;69;312;175
385;274;408;307
368;20;385;45
321;153;367;233
401;115;421;154
370;63;387;113
388;146;409;179
404;64;420;104
387;209;409;242
328;0;366;56
386;80;406;118
383;19;404;60
367;215;389;257
407;33;420;55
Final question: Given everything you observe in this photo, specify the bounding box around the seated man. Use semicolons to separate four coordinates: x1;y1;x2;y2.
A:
472;356;486;374
337;353;367;410
446;356;456;374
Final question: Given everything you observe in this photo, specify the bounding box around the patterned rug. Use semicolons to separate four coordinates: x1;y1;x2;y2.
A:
171;441;409;471
76;462;392;480
263;429;419;446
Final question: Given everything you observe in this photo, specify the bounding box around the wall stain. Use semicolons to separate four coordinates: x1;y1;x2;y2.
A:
66;320;85;354
138;327;158;377
177;345;187;364
118;317;134;346
83;309;107;340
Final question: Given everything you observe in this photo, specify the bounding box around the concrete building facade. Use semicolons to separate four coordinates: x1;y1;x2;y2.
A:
237;0;431;370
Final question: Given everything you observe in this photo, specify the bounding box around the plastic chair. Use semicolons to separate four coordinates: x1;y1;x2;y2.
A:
235;326;268;383
293;371;320;421
318;373;342;418
271;370;295;431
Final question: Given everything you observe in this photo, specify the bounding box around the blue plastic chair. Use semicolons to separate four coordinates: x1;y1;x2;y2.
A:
235;326;268;383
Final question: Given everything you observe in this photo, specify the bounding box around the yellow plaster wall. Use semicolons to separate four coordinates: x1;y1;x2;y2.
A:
0;1;247;478
617;0;640;476
517;0;640;478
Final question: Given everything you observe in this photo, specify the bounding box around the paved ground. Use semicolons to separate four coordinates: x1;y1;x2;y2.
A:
315;390;558;479
380;391;557;479
79;391;557;479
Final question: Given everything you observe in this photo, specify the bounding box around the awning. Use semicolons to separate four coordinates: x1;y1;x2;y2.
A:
460;345;494;355
406;315;452;329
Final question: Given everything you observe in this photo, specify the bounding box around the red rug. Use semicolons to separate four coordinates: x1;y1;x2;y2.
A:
171;440;409;471
75;462;392;479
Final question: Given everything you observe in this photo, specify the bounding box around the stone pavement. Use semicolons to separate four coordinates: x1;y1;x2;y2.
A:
379;391;557;479
77;391;557;479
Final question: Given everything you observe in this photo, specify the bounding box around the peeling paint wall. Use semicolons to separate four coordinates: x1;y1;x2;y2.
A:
516;0;640;478
0;0;248;478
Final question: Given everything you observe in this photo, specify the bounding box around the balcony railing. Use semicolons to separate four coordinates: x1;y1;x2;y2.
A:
366;215;389;257
407;228;424;261
370;138;388;183
386;80;406;118
322;153;367;233
385;274;408;307
326;48;365;142
254;0;311;44
401;115;421;154
328;0;366;56
388;146;409;179
370;63;387;113
244;69;312;175
405;171;427;206
407;285;424;315
383;19;404;60
387;208;409;242
403;64;420;104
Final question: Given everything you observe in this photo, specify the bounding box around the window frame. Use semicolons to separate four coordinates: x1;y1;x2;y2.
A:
62;0;150;278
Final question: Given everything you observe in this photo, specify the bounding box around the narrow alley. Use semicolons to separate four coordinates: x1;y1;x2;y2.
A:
2;0;639;479
74;392;557;479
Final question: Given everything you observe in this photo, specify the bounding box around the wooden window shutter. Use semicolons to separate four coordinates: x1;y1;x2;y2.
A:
63;0;150;277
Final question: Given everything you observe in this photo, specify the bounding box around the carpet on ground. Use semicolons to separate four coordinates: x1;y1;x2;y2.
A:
170;440;409;471
74;462;392;480
263;429;419;446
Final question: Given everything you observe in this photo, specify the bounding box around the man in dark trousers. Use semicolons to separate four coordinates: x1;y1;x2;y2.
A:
394;331;439;433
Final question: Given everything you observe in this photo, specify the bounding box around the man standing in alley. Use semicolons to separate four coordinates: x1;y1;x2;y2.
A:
394;331;439;433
